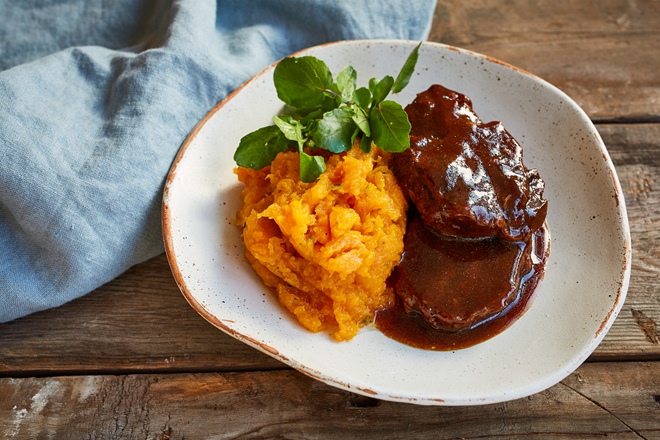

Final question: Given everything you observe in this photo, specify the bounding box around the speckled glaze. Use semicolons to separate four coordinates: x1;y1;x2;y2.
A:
162;40;631;406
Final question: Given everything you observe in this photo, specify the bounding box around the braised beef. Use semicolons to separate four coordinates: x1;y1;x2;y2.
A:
376;84;550;344
376;222;548;349
391;84;547;242
392;213;534;331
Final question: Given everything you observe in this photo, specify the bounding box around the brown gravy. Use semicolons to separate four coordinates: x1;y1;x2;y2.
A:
377;84;550;350
376;221;549;351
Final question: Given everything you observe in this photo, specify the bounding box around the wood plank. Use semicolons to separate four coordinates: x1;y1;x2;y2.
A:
429;0;660;121
594;124;660;359
0;254;284;376
0;123;657;375
0;362;658;439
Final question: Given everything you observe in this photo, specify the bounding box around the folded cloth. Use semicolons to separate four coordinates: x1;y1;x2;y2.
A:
0;0;436;322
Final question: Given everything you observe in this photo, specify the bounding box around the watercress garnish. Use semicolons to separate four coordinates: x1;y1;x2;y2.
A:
234;42;421;183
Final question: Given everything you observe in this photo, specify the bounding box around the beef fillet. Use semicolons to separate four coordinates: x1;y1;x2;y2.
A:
391;84;548;242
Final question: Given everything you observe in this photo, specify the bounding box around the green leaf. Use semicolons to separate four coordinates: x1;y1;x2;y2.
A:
299;152;326;183
370;100;411;153
369;75;394;104
274;56;334;108
336;65;357;102
392;42;421;93
235;44;422;182
234;125;290;170
359;135;372;153
350;126;360;145
272;115;302;142
353;87;371;110
313;108;357;153
351;104;370;137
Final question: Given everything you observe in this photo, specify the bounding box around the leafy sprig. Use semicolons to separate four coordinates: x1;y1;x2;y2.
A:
234;42;421;182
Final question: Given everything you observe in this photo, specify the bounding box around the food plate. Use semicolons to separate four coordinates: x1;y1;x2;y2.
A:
162;40;631;405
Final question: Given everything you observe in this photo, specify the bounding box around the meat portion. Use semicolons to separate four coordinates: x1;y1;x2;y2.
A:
391;84;547;242
393;214;537;331
387;84;550;333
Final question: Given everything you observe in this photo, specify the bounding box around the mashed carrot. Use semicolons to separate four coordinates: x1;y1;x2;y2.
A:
235;143;408;341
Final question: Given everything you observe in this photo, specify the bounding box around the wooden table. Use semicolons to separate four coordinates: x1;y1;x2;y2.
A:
2;1;659;438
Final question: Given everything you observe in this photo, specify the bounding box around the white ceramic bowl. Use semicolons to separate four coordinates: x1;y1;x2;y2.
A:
162;40;631;405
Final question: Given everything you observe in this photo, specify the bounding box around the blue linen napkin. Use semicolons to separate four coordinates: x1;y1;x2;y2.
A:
0;0;436;322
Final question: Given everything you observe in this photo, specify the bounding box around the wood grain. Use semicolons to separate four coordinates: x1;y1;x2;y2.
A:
1;123;657;376
429;0;660;122
593;123;660;359
0;362;658;439
1;0;658;437
0;254;284;376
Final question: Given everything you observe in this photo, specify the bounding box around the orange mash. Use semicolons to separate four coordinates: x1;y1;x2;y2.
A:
235;143;407;341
